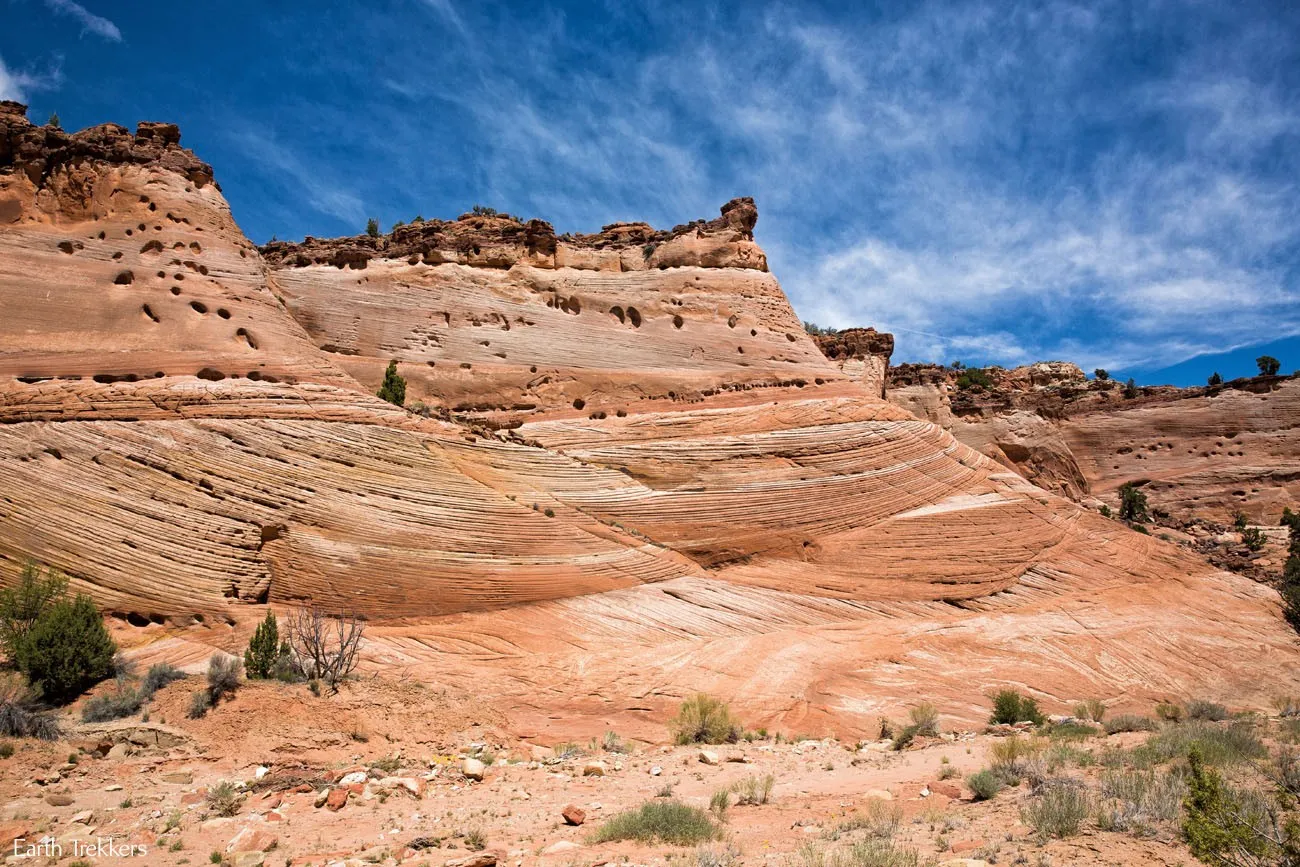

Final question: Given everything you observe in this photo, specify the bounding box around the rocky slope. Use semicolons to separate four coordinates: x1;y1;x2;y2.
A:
2;103;1298;736
882;358;1300;527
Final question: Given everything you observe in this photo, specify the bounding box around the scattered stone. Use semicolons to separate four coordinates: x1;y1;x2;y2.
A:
107;743;131;759
462;758;486;781
69;810;94;825
0;822;31;849
230;853;266;867
930;781;963;800
649;766;662;776
697;750;719;765
161;771;193;784
865;789;893;801
561;804;586;825
44;793;74;807
227;826;278;853
253;765;270;780
444;854;498;867
325;787;349;811
530;745;555;762
725;752;748;763
339;770;368;786
313;789;330;808
581;760;607;777
104;784;124;792
541;841;580;855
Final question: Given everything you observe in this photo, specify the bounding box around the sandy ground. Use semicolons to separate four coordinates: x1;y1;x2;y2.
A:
0;677;1242;867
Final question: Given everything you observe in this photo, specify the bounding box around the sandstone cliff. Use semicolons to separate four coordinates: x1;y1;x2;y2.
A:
3;104;1298;733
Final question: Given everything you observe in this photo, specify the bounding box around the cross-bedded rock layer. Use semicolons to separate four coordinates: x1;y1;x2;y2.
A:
3;104;1298;733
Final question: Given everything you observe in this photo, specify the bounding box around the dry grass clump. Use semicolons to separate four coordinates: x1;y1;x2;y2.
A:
670;694;740;745
1021;780;1090;839
1094;767;1187;835
590;800;720;845
1073;698;1107;722
731;773;775;805
1104;714;1157;734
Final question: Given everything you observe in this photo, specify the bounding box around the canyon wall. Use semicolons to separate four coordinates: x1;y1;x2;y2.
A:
3;103;1299;732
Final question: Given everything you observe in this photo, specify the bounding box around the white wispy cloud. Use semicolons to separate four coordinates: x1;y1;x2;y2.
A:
221;0;1300;373
41;0;121;42
0;53;62;102
225;127;366;226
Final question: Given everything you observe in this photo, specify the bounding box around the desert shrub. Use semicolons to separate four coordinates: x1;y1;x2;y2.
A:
967;769;1005;801
694;844;742;867
1119;483;1149;523
464;828;486;851
955;367;994;391
589;800;719;845
1124;377;1139;398
1187;700;1230;722
206;780;242;817
141;662;187;696
81;680;144;722
206;653;242;704
1051;722;1100;741
1133;720;1266;767
286;605;364;692
1182;746;1282;864
365;217;379;238
709;788;729;818
1074;698;1107;722
599;730;629;753
1156;701;1185;722
852;799;901;838
13;594;116;704
731;773;775;805
669;694;739;745
0;741;12;758
1241;528;1266;551
1095;767;1186;834
1021;780;1090;839
377;360;406;407
989;689;1045;725
1105;714;1157;734
187;689;212;719
990;735;1045;782
243;610;284;680
0;672;60;740
1208;372;1223;386
794;840;920;867
1094;368;1109;381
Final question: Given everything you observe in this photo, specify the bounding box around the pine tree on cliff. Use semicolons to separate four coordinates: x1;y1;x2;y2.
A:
377;360;406;407
47;112;60;129
1257;355;1281;376
366;217;380;238
1208;371;1222;386
244;610;281;679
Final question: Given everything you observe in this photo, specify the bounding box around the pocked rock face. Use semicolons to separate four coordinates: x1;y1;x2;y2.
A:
3;104;1299;734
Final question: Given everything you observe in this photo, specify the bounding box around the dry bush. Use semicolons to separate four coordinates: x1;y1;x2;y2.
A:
1074;698;1107;722
0;672;60;740
669;694;739;745
731;773;775;805
1021;780;1090;839
286;605;364;692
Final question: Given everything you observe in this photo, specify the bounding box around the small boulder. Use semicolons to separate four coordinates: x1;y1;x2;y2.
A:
697;750;719;766
581;760;607;777
325;787;348;811
864;789;893;801
227;826;278;853
462;758;486;781
444;854;498;867
541;841;580;855
338;770;368;786
161;771;193;784
313;789;329;808
45;793;74;807
561;804;586;826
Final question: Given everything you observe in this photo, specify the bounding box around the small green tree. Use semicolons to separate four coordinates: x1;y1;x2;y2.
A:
14;596;116;704
243;610;281;680
989;689;1046;725
377;360;406;407
1208;372;1223;386
1257;356;1281;377
47;112;61;129
0;562;69;657
365;218;380;238
1182;747;1276;864
1124;377;1139;398
1119;482;1149;523
956;367;995;391
1094;368;1109;381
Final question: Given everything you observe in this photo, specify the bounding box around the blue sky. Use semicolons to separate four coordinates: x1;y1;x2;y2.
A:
4;0;1299;384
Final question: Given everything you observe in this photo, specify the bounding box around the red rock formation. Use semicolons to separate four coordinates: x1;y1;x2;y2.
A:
814;328;894;397
2;108;1298;734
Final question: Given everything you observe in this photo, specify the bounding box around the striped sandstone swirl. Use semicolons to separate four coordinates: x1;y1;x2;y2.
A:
3;101;1297;733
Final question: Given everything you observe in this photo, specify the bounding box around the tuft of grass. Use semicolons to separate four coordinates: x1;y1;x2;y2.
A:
1104;714;1157;735
1073;698;1106;722
669;694;740;745
709;788;730;819
0;673;61;740
81;680;144;722
142;663;187;695
989;735;1045;782
731;773;775;805
205;781;242;818
464;828;486;851
0;741;13;758
966;769;1004;801
794;840;920;867
1094;767;1187;835
1155;701;1185;722
1128;720;1266;768
1186;700;1229;722
589;800;720;845
1021;780;1090;839
1050;722;1100;741
187;689;212;719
